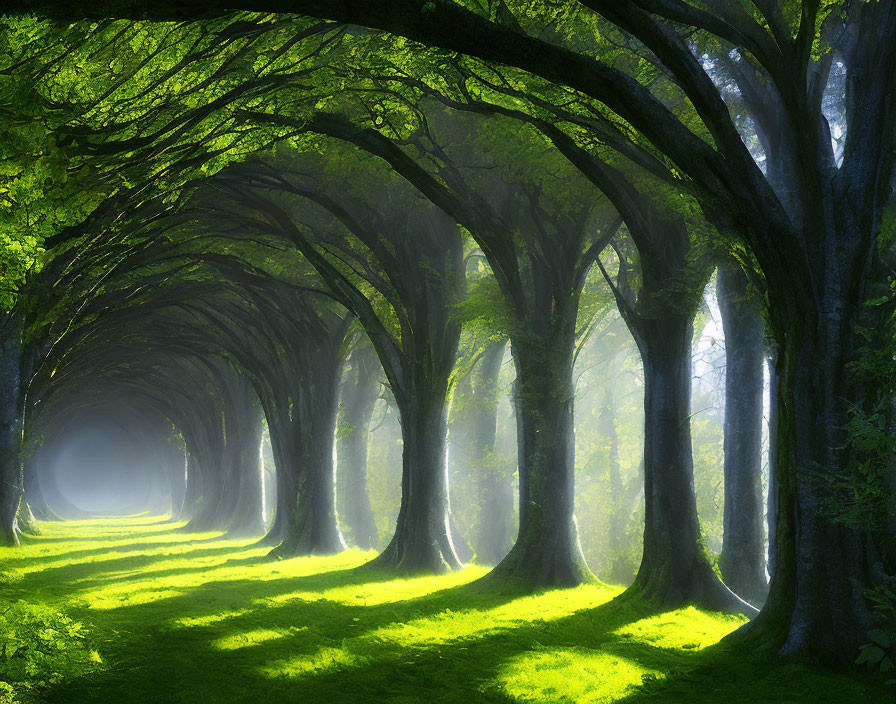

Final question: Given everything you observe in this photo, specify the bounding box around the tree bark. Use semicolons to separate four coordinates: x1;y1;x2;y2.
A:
632;313;752;613
472;340;513;565
766;351;779;580
24;454;61;522
485;324;591;587
763;313;877;659
258;408;296;546
336;343;380;549
0;317;25;547
224;395;266;537
167;438;188;522
370;383;460;572
717;263;768;606
269;341;347;558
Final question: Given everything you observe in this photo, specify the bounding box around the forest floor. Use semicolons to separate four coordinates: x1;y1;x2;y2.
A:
0;516;890;704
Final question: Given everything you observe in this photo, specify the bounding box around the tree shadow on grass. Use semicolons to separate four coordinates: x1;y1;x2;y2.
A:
25;521;891;704
41;570;636;703
10;534;225;564
46;577;894;704
2;542;272;600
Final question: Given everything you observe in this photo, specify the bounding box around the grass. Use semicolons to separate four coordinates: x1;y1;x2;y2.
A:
0;516;890;703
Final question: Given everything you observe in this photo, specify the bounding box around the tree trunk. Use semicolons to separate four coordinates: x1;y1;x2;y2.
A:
0;320;24;547
24;455;62;522
225;398;266;537
16;497;39;536
632;313;752;613
472;340;513;565
766;351;779;580
717;264;768;606
183;437;226;532
258;409;296;546
269;351;346;558
758;316;877;660
167;439;188;522
336;344;380;549
485;325;591;587
370;385;460;572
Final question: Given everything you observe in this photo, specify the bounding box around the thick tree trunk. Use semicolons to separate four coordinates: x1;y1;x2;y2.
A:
336;344;380;549
632;314;752;613
370;386;461;572
183;440;226;532
259;410;296;546
225;399;266;537
754;320;878;660
473;340;513;565
269;351;346;558
24;455;61;522
485;326;591;587
766;352;779;580
0;322;24;547
717;264;768;606
736;215;891;660
16;498;39;536
167;440;188;522
181;393;230;532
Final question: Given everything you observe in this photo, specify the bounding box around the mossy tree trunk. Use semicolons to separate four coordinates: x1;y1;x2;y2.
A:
717;263;768;606
371;376;461;573
486;312;591;587
336;342;380;550
0;315;25;547
269;317;349;558
630;312;748;611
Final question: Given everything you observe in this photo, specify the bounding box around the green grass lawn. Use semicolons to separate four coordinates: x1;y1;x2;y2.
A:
0;517;890;703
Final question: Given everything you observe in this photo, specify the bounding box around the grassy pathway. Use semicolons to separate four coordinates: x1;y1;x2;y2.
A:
0;517;889;703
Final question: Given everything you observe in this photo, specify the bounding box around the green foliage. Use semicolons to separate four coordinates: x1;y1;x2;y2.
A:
0;602;102;703
858;584;896;685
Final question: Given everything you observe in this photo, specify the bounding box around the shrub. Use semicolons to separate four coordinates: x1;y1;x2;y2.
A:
0;602;102;703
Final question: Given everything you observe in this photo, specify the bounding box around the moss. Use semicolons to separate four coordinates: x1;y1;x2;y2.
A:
0;516;889;703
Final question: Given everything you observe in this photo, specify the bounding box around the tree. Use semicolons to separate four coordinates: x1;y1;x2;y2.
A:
216;150;467;572
336;336;381;550
716;261;767;606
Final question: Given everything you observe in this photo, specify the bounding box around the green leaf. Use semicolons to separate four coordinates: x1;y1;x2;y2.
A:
857;644;885;665
869;629;892;649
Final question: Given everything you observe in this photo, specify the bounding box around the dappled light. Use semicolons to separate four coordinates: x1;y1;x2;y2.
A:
1;3;895;702
2;518;887;703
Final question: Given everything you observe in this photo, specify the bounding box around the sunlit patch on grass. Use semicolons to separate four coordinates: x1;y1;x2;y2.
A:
86;588;184;609
213;627;298;650
260;567;489;610
3;517;888;704
498;647;662;703
612;606;746;651
172;609;253;629
369;583;621;646
260;646;367;678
